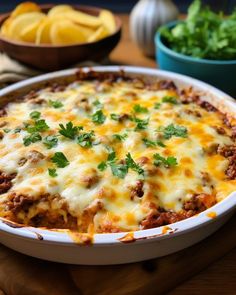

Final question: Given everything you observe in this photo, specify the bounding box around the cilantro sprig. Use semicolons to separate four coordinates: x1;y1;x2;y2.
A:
132;117;149;131
153;153;178;168
92;110;106;125
162;96;178;104
158;124;188;139
30;111;41;120
142;138;166;148
43;135;58;149
49;100;63;109
48;168;58;177
27;119;49;133
133;104;148;113
77;131;94;148
23;132;42;146
112;133;128;142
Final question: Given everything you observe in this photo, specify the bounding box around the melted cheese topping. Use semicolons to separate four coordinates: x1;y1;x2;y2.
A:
0;77;235;232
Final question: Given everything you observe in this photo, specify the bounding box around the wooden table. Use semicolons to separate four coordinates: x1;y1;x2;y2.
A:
0;13;236;295
112;14;236;294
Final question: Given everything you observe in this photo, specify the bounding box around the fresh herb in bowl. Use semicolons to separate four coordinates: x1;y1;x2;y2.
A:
159;0;236;60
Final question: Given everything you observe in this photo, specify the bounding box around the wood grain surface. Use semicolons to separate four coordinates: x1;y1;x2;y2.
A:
0;13;235;295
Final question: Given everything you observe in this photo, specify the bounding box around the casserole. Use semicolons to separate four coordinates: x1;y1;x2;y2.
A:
0;66;235;265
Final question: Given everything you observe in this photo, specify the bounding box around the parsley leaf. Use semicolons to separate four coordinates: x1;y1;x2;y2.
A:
23;132;42;146
133;117;149;131
133;104;148;113
48;168;58;177
160;124;188;139
43;135;58;149
3;128;10;133
153;153;178;168
27;119;49;133
77;131;94;148
125;153;144;175
154;102;161;109
112;133;128;142
142;138;166;148
162;96;178;104
14;128;21;133
30;111;41;119
92;110;106;125
51;152;69;168
93;100;103;109
110;163;128;179
97;161;107;171
110;113;120;121
49;100;63;108
59;122;82;139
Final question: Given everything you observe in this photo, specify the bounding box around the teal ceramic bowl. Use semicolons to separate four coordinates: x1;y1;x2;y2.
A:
155;21;236;96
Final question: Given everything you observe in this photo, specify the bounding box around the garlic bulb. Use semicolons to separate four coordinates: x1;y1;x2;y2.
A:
130;0;179;57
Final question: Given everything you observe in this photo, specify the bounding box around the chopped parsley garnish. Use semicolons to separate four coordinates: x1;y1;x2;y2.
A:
159;124;188;139
59;122;82;139
133;117;149;131
77;131;94;148
51;152;69;168
154;102;161;109
162;96;178;104
49;100;63;108
92;110;106;125
48;168;58;177
93;100;103;109
142;138;166;148
14;128;21;133
97;161;107;171
3;128;10;133
112;133;128;142
133;104;148;113
43;135;58;149
27;119;49;133
110;163;128;179
125;153;144;175
30;111;41;119
23;132;42;146
110;113;120;121
153;153;178;168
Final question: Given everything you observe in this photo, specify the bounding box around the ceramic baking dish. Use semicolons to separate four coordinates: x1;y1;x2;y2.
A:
0;66;235;265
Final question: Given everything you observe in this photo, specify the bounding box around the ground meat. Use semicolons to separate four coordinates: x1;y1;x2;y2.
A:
159;80;177;91
27;150;45;163
77;96;91;112
18;158;27;166
200;172;211;186
231;126;236;140
118;113;130;123
23;90;38;101
197;100;217;112
0;131;4;139
80;199;104;232
183;193;216;212
0;172;16;194
184;109;202;117
50;83;67;93
5;193;34;213
203;143;219;155
217;145;236;158
80;169;99;188
226;155;236;180
0;121;7;128
129;180;144;199
180;89;199;104
212;126;226;135
0;109;7;117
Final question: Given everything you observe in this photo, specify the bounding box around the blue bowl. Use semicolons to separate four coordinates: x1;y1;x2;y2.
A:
155;21;236;96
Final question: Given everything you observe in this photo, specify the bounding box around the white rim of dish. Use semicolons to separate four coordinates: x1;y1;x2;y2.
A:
0;66;235;245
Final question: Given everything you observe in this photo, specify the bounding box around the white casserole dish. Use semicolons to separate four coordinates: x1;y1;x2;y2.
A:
0;66;235;265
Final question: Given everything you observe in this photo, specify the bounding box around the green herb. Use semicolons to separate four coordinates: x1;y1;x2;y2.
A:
162;96;178;104
97;161;107;171
110;163;128;179
59;122;82;139
133;104;148;113
160;124;188;139
154;103;161;109
51;152;69;168
23;132;42;146
3;128;10;133
125;153;144;175
112;133;128;142
27;119;49;133
93;100;103;109
14;128;21;133
133;117;149;131
77;131;94;148
92;110;106;125
43;135;58;149
30;111;41;119
159;0;236;60
48;168;58;177
142;138;166;148
110;113;120;121
49;100;63;108
153;153;178;168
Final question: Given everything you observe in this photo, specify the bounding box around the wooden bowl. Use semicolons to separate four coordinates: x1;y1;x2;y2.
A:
0;5;122;71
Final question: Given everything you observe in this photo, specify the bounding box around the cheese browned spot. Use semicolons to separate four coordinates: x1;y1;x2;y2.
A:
0;71;235;233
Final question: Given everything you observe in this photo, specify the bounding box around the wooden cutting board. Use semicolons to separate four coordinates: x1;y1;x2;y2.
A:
0;214;235;295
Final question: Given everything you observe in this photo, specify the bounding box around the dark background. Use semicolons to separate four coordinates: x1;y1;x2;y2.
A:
0;0;235;13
